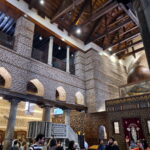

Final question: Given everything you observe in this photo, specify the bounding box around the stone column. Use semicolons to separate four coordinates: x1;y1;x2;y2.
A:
133;0;150;68
3;99;19;150
42;105;51;122
48;36;54;66
66;46;70;73
14;16;35;57
64;109;71;126
75;51;85;80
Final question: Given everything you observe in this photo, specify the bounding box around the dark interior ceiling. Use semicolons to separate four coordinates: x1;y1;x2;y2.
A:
0;0;143;59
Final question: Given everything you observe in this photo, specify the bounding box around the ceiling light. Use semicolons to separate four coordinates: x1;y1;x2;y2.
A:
62;38;65;41
39;36;43;40
76;27;82;34
108;47;112;51
4;16;8;20
0;96;3;100
40;0;44;5
24;14;27;18
71;54;74;57
58;46;61;50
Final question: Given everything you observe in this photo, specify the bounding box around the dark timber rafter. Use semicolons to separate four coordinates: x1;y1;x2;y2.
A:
68;0;90;32
88;18;132;43
51;0;85;23
80;1;118;27
104;31;140;50
113;39;143;54
119;3;139;26
119;47;144;59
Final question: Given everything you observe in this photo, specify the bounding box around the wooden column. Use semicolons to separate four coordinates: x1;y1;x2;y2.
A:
66;46;70;73
48;36;54;66
3;99;19;150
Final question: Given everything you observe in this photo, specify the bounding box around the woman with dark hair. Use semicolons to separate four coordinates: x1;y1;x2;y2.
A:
67;141;75;150
48;138;57;150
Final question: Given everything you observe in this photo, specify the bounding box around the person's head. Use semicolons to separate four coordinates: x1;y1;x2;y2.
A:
35;134;45;145
14;140;18;146
68;141;75;149
99;139;104;144
108;137;115;145
56;146;64;150
50;138;57;147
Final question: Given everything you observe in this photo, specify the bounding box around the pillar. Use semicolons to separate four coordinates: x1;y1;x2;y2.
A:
66;46;70;73
75;51;85;80
64;109;71;126
48;36;54;66
14;16;35;57
133;0;150;68
42;105;51;122
3;99;19;150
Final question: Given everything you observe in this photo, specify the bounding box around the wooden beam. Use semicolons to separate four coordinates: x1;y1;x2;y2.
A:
85;17;102;43
89;18;132;43
68;0;89;32
119;3;139;26
104;31;140;50
113;39;143;54
119;47;144;59
51;0;85;23
80;1;118;27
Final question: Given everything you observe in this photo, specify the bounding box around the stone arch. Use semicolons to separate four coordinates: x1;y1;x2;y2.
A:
27;79;44;96
56;86;66;101
75;91;85;105
0;67;12;88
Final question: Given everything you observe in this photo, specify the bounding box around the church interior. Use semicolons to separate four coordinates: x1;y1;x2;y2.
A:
0;0;150;150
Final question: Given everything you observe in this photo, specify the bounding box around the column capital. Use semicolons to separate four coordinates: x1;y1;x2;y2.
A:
8;99;20;105
49;36;54;39
66;45;70;49
40;103;53;109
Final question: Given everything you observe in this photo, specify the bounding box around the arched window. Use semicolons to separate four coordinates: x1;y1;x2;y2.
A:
56;86;66;101
99;125;107;140
0;67;12;88
27;79;44;96
75;92;85;105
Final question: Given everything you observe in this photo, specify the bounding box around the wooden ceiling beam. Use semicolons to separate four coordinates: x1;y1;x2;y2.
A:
80;1;118;27
89;18;132;43
51;0;85;23
104;31;140;50
113;39;143;54
119;47;144;59
119;3;139;26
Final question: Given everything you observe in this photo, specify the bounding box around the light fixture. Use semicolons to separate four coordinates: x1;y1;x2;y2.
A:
4;16;8;20
40;0;44;5
71;54;74;57
24;14;27;18
76;27;82;34
62;38;65;41
58;46;61;50
39;36;43;40
108;47;112;51
0;96;3;100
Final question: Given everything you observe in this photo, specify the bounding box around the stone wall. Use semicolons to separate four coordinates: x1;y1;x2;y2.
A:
85;49;127;112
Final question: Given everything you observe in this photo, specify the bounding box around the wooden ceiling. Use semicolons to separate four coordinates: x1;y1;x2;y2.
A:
5;0;144;58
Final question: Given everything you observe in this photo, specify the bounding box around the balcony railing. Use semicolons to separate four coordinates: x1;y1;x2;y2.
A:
32;48;75;75
0;31;14;49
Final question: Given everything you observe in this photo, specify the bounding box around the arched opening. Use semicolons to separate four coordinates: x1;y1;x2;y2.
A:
56;86;66;101
27;79;44;96
98;125;107;140
75;92;85;105
0;67;12;88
